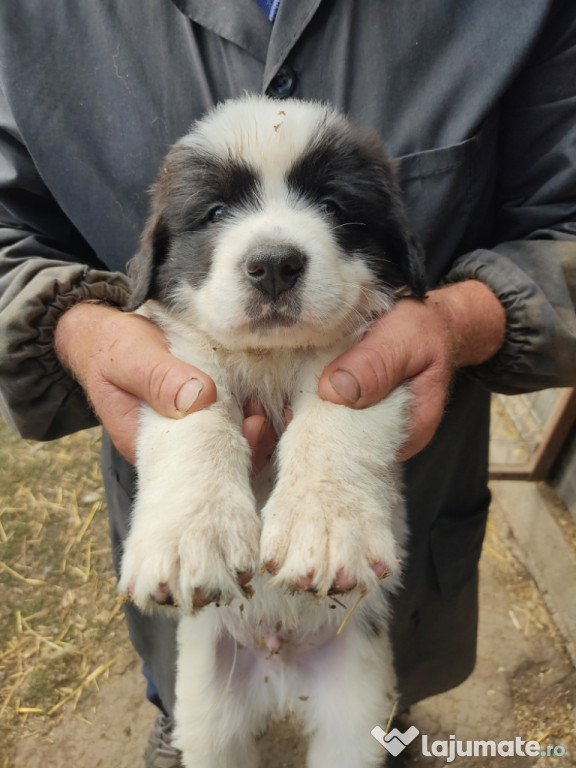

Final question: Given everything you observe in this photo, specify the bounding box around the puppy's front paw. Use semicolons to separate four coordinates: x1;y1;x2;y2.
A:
119;487;260;613
175;492;261;612
260;483;399;598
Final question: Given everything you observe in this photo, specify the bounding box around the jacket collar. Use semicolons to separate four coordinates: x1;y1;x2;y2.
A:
171;0;271;62
171;0;323;90
264;0;322;88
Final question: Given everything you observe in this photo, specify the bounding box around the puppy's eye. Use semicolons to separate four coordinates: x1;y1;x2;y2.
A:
318;199;342;218
207;205;229;223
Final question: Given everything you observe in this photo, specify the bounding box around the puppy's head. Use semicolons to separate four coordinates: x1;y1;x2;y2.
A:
129;96;425;349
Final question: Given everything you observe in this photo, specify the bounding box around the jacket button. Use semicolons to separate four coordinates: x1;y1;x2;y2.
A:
266;65;297;98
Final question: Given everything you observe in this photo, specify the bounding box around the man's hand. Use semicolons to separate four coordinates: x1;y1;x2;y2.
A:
318;280;506;460
55;281;504;467
55;302;278;467
54;303;219;463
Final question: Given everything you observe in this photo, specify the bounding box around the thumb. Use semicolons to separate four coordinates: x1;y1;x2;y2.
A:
105;313;218;418
318;337;408;409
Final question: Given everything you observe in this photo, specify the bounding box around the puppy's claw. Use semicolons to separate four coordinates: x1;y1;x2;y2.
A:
262;559;279;576
237;569;253;587
191;586;220;609
152;582;177;606
295;571;316;591
371;560;391;580
241;583;255;599
331;568;358;593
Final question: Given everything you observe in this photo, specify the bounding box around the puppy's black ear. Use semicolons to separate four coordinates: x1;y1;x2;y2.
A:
401;233;427;298
384;217;427;299
127;215;169;310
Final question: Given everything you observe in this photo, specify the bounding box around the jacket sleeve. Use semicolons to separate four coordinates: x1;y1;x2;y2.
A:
445;4;576;394
0;85;130;440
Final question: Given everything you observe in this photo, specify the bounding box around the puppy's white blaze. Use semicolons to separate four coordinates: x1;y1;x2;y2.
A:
179;95;340;175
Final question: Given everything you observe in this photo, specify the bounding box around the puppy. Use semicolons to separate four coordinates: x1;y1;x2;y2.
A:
119;95;426;768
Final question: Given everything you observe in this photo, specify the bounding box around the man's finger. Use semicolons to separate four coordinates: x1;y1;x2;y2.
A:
397;373;448;461
242;414;277;475
97;312;218;418
318;336;409;409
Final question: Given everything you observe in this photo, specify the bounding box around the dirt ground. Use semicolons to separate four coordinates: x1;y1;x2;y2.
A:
1;422;575;767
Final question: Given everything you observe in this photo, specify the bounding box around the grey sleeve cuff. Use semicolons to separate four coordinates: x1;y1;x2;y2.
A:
443;242;576;394
0;264;130;440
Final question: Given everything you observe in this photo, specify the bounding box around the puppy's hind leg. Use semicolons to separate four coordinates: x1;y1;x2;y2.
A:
303;622;395;768
174;613;262;768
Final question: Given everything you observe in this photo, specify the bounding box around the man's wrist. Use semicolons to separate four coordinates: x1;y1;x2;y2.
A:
430;280;506;370
54;301;122;381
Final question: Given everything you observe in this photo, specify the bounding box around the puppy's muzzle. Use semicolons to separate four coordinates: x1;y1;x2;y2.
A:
245;245;307;301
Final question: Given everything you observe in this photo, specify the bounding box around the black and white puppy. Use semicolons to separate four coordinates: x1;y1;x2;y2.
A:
120;95;425;768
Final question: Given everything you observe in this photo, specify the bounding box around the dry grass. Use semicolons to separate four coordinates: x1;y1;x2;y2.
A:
0;419;129;764
483;513;576;755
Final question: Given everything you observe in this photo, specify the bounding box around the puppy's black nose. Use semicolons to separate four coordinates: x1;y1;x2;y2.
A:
245;246;306;300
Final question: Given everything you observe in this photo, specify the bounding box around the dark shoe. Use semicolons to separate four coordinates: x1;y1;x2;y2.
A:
144;713;184;768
